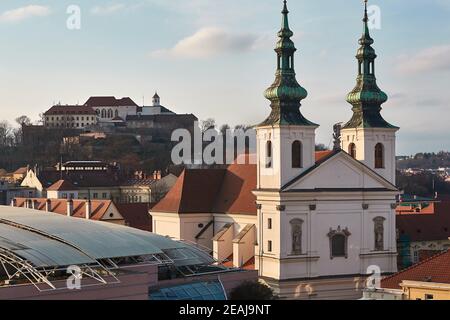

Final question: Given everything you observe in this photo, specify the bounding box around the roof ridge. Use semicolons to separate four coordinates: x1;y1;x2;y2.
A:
382;249;450;284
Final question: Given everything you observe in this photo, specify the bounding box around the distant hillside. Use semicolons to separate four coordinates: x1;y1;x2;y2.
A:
397;151;450;169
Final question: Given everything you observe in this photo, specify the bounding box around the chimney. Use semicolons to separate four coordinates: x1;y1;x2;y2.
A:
85;200;92;220
45;199;52;212
67;199;74;217
11;198;17;207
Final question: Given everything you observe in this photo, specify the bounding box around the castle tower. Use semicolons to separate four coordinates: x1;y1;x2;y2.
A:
152;92;160;107
341;0;399;184
256;0;318;190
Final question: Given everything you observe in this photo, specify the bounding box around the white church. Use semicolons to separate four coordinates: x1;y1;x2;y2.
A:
151;0;399;299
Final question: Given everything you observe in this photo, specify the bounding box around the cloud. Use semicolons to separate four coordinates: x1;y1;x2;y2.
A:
0;5;51;23
150;27;261;59
396;45;450;75
90;4;126;15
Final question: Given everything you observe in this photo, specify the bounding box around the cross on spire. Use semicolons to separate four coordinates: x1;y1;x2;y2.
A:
259;0;316;127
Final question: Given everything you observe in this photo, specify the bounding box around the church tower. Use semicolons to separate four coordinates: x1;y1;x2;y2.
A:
341;0;399;184
256;0;318;190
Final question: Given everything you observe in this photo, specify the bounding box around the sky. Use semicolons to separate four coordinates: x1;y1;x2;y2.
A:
0;0;449;155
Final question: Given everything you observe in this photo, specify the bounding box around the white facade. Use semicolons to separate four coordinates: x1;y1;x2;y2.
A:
341;127;398;185
257;125;317;190
94;105;137;123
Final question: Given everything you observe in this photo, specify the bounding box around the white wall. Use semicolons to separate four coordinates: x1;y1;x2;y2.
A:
341;128;398;185
256;125;317;189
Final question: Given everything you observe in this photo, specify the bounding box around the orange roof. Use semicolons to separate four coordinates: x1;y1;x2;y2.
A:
14;198;113;220
13;167;27;175
47;180;77;191
315;150;333;162
381;250;450;289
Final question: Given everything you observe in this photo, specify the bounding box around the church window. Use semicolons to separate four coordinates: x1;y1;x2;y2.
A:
107;109;113;118
374;217;385;251
115;110;119;117
328;227;351;259
101;109;106;118
266;141;273;168
349;143;357;159
268;218;272;230
268;240;273;253
375;143;384;168
290;219;303;255
292;140;303;168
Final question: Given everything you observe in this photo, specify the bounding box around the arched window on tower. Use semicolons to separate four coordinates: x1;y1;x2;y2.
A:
115;110;119;118
348;143;357;159
101;109;106;118
375;143;384;168
266;141;273;168
292;140;303;168
107;109;113;118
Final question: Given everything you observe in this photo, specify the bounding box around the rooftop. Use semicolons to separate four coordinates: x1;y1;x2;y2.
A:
84;96;138;108
0;206;216;290
382;250;450;289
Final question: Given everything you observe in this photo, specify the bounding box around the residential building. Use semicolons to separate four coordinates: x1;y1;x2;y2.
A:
396;197;450;269
12;198;125;225
21;161;122;200
119;172;178;204
44;105;97;129
0;180;36;206
151;1;400;300
363;250;450;300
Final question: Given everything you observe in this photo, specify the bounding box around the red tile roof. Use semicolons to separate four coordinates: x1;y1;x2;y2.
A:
315;150;333;162
116;203;153;232
47;179;77;191
213;161;257;215
84;96;138;107
152;169;226;214
397;199;450;242
381;250;450;289
44;105;96;115
14;198;114;220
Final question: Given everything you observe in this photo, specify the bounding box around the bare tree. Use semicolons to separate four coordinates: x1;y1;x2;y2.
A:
0;121;13;147
201;118;216;133
15;116;31;126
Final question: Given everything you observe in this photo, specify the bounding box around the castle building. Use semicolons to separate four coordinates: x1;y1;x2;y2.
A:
151;0;400;299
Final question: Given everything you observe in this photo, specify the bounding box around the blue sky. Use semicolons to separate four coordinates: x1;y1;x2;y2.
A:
0;0;449;155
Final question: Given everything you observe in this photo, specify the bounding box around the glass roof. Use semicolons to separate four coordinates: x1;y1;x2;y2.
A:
149;280;226;300
0;207;214;268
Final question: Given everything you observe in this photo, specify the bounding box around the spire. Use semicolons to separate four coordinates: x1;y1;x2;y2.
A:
343;0;397;129
259;0;317;127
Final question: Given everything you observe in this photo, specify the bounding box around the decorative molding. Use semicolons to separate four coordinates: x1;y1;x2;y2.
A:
327;226;351;259
276;205;286;211
256;204;262;210
390;203;397;210
309;204;317;211
362;204;369;210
